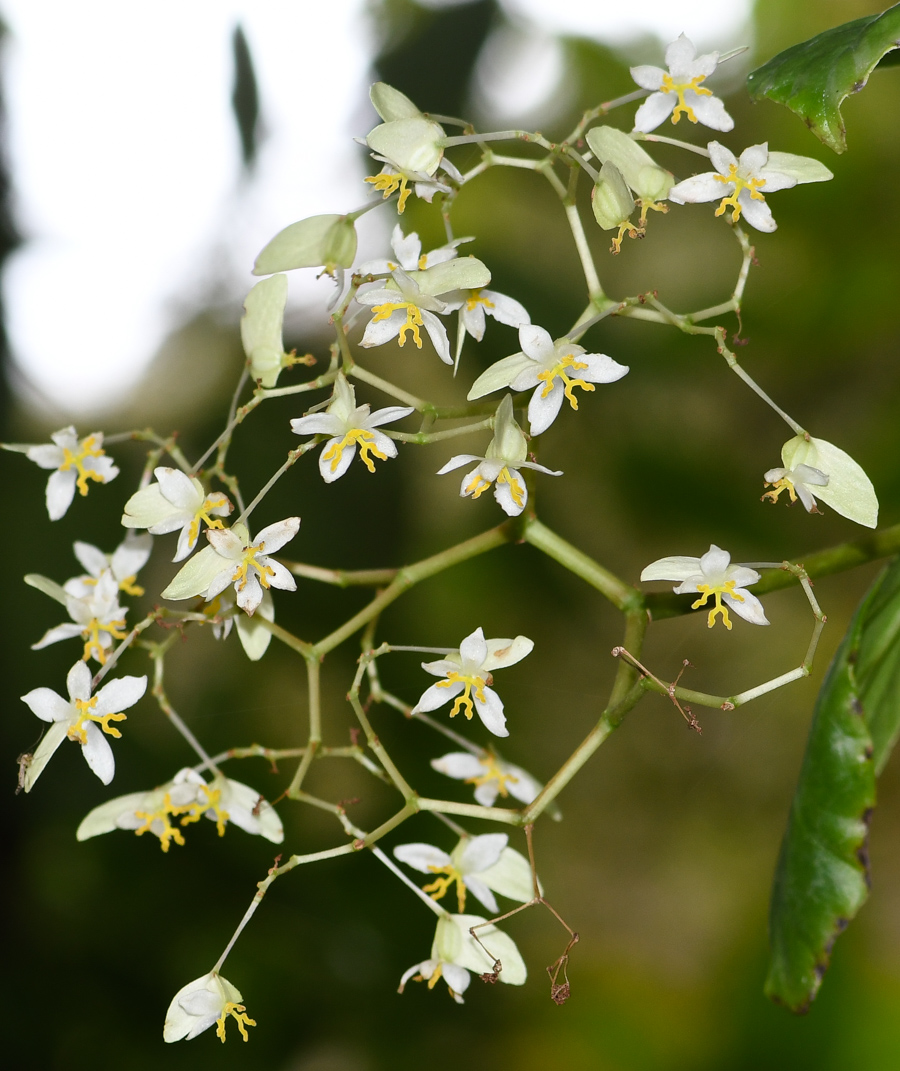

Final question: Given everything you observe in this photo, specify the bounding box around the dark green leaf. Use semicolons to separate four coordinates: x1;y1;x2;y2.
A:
747;4;900;153
856;556;900;773
764;579;877;1011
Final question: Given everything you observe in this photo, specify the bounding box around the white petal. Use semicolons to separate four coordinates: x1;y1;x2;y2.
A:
394;842;452;873
235;574;263;615
699;544;732;576
459;833;507;873
580;352;630;384
254;517;300;554
492;468;527;516
708;141;737;175
21;686;70;723
436;453;482;475
629;64;665;91
667;172;725;205
421;309;452;363
640;555;702;583
479;846;536;903
360;309;404;348
431;752;483;779
664;34;697;73
413;681;461;713
483;635;534;670
632;92;675;133
81;721;116;784
474;781;499;807
463;876;499;914
459;627;488;666
264;559;297;592
235;588;274;661
474;687;508;737
155;467;202;510
290;413;343;436
686;93;733;132
93;675;147;717
738;191;777;232
528;381;565;436
518;324;555;363
66;660;93;700
46;469;76;520
725;590;770;626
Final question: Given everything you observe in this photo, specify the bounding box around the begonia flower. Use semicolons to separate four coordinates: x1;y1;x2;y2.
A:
20;660;147;790
630;34;734;133
290;373;413;482
32;569;129;665
641;544;769;630
163;972;255;1043
430;751;542;808
411;626;533;738
64;533;153;599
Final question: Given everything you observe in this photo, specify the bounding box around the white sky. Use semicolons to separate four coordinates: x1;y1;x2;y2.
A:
0;0;752;416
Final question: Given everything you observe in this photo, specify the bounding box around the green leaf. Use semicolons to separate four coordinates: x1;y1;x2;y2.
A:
765;557;900;1011
747;3;900;153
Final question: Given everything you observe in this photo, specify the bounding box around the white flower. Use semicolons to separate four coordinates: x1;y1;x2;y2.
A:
430;751;542;808
290;373;413;482
162;519;299;616
630;33;734;133
399;913;526;1003
122;466;233;562
668;142;833;232
358;256;491;365
438;395;561;516
411;626;533;738
20;660;147;791
32;569;129;664
64;532;153;599
163;971;255;1043
468;325;629;435
641;544;769;630
203;586;276;661
5;426;119;520
77;766;284;851
358;222;468;276
762;434;878;528
394;833;534;914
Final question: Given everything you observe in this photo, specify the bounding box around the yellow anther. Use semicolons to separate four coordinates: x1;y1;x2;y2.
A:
365;171;411;212
417;253;428;270
230;541;276;592
321;429;388;474
637;199;669;227
426;964;444;990
438;670;488;720
611;220;640;254
59;434;106;496
496;467;525;510
691;580;744;630
67;695;127;744
466;289;495;312
134;793;187;852
762;477;797;505
660;73;712;123
423;864;467;912
177;784;230;836
371;302;424;347
537;356;594;408
714;164;767;222
187;500;227;550
464;473;492;499
465;753;520;798
118;574;144;597
216;1002;256;1043
81;617;128;664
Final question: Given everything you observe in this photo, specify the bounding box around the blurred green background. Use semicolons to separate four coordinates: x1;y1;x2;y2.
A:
3;2;900;1068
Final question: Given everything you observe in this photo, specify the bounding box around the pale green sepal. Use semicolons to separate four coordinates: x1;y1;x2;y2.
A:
366;117;444;174
640;556;700;583
782;435;878;528
24;573;69;606
479;847;535;903
764;152;833;184
241;275;287;387
121;484;176;528
77;792;147;840
370;82;421;121
235;589;273;661
24;720;68;792
467;352;533;400
487;395;527;463
253;214;357;275
436;914;527;984
409;258;491;297
586;126;673;201
161;545;223;600
591;162;634;229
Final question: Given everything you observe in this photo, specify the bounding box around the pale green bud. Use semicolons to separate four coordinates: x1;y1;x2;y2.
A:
780;434;878;528
370;81;422;121
366;117;444;175
591;162;634;230
487;395;527;464
586;126;673;202
253;214;357;275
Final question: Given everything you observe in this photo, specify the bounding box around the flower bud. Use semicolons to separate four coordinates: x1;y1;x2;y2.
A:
253;214;357;275
591;162;634;229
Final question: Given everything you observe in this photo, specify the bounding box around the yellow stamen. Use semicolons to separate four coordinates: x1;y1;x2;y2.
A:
762;477;797;505
118;574;144;597
714;164;767;223
364;171;411;212
134;793;187;853
216;1002;256;1043
464;473;492;499
370;302;424;347
178;784;230;836
230;540;276;592
660;72;712;124
465;753;520;798
496;467;525;509
691;580;745;630
637;199;669;227
423;864;467;912
426;964;444;990
81;617;128;664
321;429;388;474
67;695;127;745
186;498;227;552
59;434;107;496
611;220;640;254
466;288;495;311
537;355;594;409
438;671;488;720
